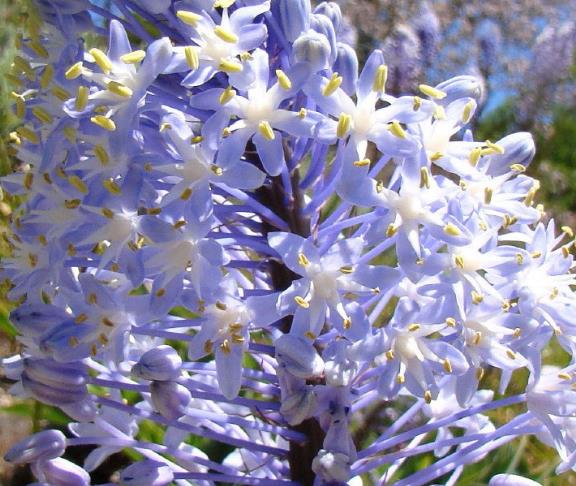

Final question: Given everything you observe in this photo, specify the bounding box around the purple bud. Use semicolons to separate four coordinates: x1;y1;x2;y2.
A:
120;460;174;486
277;0;311;42
485;132;536;176
133;345;182;381
275;334;324;379
334;42;358;95
314;2;342;33
150;380;191;420
435;75;483;105
4;430;66;464
10;304;70;337
35;458;90;486
310;13;337;65
280;388;317;425
292;30;332;72
489;474;542;486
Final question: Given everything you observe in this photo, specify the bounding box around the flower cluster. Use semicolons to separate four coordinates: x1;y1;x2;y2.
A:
2;1;576;485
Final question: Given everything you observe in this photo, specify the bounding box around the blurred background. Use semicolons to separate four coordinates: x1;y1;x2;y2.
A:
0;0;575;484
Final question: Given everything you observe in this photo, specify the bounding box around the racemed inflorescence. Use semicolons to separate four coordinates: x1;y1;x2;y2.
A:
2;1;576;485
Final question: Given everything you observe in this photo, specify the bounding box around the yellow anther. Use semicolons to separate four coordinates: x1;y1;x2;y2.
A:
103;179;122;195
51;85;72;101
396;373;405;384
191;135;203;144
336;113;351;138
385;350;395;360
322;72;343;96
469;147;482;166
531;251;542;259
209;165;222;177
214;0;236;7
433;105;446;120
32;107;53;124
516;253;524;265
462;101;475;123
471;291;484;305
412;96;422;111
418;84;447;99
68;175;88;194
420;167;430;189
180;188;193;200
305;331;317;340
240;51;253;62
389;121;406;139
29;40;49;58
75;313;88;324
16;126;39;144
11;92;26;119
98;333;109;345
219;86;236;105
67;243;76;256
38;234;47;246
430;152;444;162
70;87;88;113
294;296;309;308
424;390;433;403
40;65;54;89
120;50;146;64
203;340;214;354
386;224;398;237
443;224;461;236
343;317;351;329
372;64;388;92
485;140;505;155
550;287;559;300
503;214;518;229
28;253;38;267
562;246;571;258
101;208;114;219
173;220;186;229
93;144;109;165
69;336;80;348
91;115;116;131
9;131;21;145
64;199;81;209
222;127;231;137
13;56;33;77
472;331;482;345
231;334;245;344
506;349;516;360
561;226;574;238
89;48;113;74
23;172;33;190
353;158;371;167
476;367;485;381
297;253;310;266
214;25;238;43
513;327;522;338
107;80;133;98
558;372;572;381
454;255;464;269
177;10;201;26
298;108;307;119
155;288;166;297
184;46;200;70
484;187;493;205
339;266;353;274
443;359;453;373
91;344;98;356
220;339;232;354
445;317;456;327
258;121;275;140
275;69;292;90
502;299;511;311
218;58;243;73
408;323;420;332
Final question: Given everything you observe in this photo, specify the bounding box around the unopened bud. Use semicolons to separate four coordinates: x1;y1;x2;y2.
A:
133;345;182;381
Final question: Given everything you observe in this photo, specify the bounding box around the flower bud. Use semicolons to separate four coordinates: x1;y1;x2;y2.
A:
310;14;337;65
311;449;351;482
314;2;342;33
120;460;175;486
277;0;311;42
22;358;88;407
489;474;542;486
132;345;182;381
275;334;324;379
280;388;317;425
486;132;535;176
61;398;98;422
292;30;332;72
435;75;483;105
10;304;70;337
333;42;358;96
36;457;90;486
4;430;66;464
150;380;191;420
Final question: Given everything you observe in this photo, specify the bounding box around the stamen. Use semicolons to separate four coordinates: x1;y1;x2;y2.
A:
65;62;83;80
75;86;89;111
372;64;388;92
120;50;146;64
214;26;238;43
418;84;447;99
219;86;236;105
107;80;133;98
258;121;275;141
336;113;351;138
176;10;201;27
322;73;343;96
90;116;116;131
275;69;292;90
184;46;200;70
389;121;406;139
89;48;113;74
